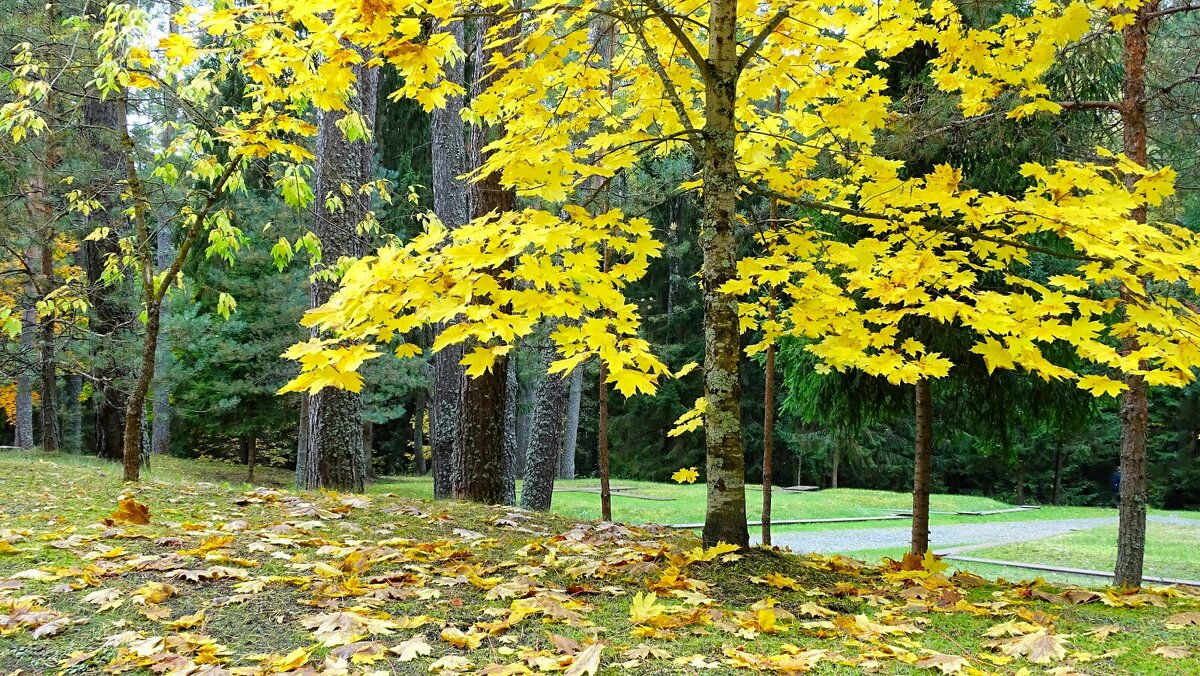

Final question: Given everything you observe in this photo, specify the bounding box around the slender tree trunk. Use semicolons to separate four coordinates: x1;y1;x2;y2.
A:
38;247;59;453
522;340;568;511
247;432;256;484
1052;443;1064;506
429;20;470;500
1113;2;1155;588
912;378;934;555
503;354;518;505
296;395;310;478
363;419;375;480
558;366;582;479
1015;455;1026;504
598;250;612;522
514;364;538;476
413;391;427;474
65;374;82;454
15;302;35;449
762;336;776;546
295;54;378;492
830;442;840;489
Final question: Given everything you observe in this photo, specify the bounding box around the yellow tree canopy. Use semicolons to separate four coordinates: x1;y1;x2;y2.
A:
90;0;1200;398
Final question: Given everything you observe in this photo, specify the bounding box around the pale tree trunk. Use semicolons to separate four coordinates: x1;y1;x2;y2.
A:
429;20;470;500
15;303;35;449
295;56;378;492
65;374;82;454
1052;442;1064;506
830;440;841;489
503;355;518;505
597;251;612;521
247;432;256;484
150;0;179;457
514;364;538;476
699;0;749;549
1114;1;1154;588
762;293;777;545
558;365;582;479
413;390;427;474
911;378;933;554
521;335;568;511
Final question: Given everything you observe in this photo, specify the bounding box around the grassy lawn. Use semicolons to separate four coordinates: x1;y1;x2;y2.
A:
960;523;1200;582
1;451;1198;674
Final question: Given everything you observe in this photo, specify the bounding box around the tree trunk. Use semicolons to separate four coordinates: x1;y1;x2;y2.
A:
911;378;934;555
514;363;538;477
1052;443;1064;506
150;0;179;457
81;66;128;463
363;419;375;480
247;432;256;484
38;246;59;452
558;366;582;479
429;20;470;500
521;343;568;511
503;354;518;505
448;13;517;506
597;254;612;522
830;442;840;489
15;303;35;449
698;0;749;549
413;391;427;474
295;54;378;493
1113;2;1155;588
1015;455;1026;504
762;338;776;546
65;374;82;454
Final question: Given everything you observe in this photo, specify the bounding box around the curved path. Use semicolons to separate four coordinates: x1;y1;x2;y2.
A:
757;515;1198;554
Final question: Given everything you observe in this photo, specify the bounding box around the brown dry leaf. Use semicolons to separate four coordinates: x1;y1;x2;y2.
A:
390;634;433;662
563;643;602;676
107;498;150;525
1086;624;1122;640
330;640;388;665
82;588;122;608
1153;645;1192;659
549;633;581;654
998;630;1068;664
915;653;969;674
1164;611;1200;628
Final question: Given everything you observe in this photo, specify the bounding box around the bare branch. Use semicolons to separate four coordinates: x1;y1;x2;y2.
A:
737;6;790;74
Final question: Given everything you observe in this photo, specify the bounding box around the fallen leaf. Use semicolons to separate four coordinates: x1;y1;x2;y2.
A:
1153;645;1192;659
107;498;150;525
564;643;603;676
916;653;969;674
390;634;433;662
1164;611;1200;628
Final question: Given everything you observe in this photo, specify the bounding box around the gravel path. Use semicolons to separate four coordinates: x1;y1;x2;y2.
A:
757;515;1198;554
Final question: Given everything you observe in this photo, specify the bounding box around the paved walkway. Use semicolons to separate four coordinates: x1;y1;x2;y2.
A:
757;515;1198;554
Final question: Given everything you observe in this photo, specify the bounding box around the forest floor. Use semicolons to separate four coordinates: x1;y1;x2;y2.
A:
1;452;1200;675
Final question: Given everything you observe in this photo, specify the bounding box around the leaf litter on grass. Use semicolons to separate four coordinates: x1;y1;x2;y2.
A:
0;458;1197;674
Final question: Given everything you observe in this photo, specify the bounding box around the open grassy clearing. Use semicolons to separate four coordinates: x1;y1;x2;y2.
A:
960;524;1200;582
0;453;1198;675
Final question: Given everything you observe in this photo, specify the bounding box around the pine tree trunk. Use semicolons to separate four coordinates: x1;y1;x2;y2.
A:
699;0;749;549
429;20;470;500
1113;2;1153;588
558;366;582;479
448;12;517;506
912;378;934;555
296;56;377;493
522;341;568;511
81;66;128;463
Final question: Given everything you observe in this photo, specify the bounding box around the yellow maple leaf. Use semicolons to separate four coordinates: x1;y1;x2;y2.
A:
671;467;700;484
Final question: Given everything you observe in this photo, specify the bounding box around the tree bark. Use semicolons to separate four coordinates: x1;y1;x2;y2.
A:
1114;1;1155;588
762;338;776;546
38;245;59;453
830;441;841;489
150;0;179;457
15;301;35;449
1015;455;1026;504
699;0;750;549
559;365;582;479
296;56;378;493
247;432;256;484
413;390;427;474
81;68;128;463
521;340;568;511
65;374;82;454
911;378;934;555
1052;442;1064;506
429;20;470;500
598;251;612;522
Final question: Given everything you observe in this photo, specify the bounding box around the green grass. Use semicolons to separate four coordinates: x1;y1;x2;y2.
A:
0;452;1198;675
961;523;1200;582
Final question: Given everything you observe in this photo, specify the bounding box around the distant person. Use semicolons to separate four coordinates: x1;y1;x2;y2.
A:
1111;469;1121;506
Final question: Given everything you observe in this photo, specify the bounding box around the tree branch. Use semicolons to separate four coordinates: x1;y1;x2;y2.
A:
643;0;712;84
737;6;790;74
633;24;702;156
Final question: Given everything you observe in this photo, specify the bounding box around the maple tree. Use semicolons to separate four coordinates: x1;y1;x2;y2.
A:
225;0;1200;549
